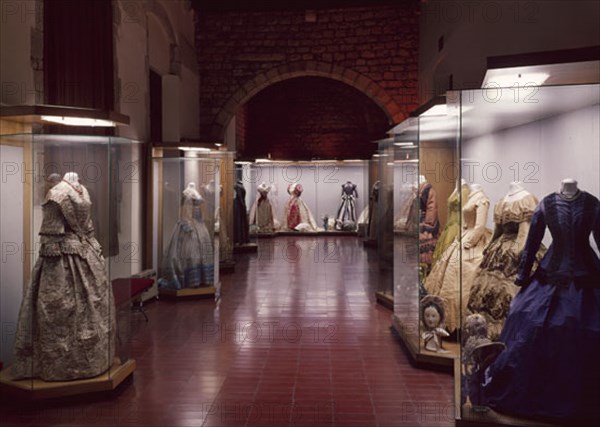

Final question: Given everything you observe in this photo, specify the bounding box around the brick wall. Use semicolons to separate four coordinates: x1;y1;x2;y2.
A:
244;76;390;160
195;3;420;145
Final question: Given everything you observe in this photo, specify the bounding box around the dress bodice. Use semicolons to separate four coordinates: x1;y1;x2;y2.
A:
38;181;99;257
181;194;204;222
461;190;490;246
235;182;247;202
447;184;470;226
493;193;537;225
516;191;600;287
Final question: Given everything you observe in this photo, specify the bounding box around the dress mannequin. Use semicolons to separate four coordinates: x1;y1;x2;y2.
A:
469;183;483;195
483;184;600;421
432;180;471;266
467;182;542;339
159;181;214;289
456;178;467;191
183;182;201;200
505;181;528;201
63;171;79;183
335;181;359;231
249;182;275;233
560;178;579;199
12;172;115;381
284;183;318;231
425;183;491;333
419;174;428;185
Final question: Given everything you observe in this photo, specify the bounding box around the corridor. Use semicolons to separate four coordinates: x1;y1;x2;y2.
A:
1;237;454;427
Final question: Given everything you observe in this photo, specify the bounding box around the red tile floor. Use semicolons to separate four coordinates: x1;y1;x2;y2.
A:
0;236;454;427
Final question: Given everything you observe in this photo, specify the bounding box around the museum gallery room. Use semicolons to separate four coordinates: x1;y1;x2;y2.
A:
0;0;599;426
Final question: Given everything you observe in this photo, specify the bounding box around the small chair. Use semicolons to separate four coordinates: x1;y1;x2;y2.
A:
112;277;155;322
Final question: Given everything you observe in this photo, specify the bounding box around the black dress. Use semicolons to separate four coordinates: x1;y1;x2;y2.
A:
234;180;250;244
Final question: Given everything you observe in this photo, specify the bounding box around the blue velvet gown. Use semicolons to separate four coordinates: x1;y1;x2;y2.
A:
482;190;600;422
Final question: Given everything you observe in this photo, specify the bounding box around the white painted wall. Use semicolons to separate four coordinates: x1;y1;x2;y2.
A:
114;0;200;142
244;163;369;226
419;0;600;102
462;104;600;250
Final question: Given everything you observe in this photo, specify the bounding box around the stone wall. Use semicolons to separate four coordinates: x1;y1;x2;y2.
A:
195;2;419;143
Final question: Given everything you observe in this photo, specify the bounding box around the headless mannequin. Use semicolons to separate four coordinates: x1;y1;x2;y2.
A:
62;172;85;197
505;181;529;202
183;182;201;200
463;183;484;249
470;183;483;194
560;178;579;199
419;175;428;185
451;178;468;197
63;172;79;184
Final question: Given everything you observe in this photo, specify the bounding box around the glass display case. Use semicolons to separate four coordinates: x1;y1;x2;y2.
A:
235;160;369;235
200;150;236;272
0;132;139;397
152;148;220;299
390;98;461;367
453;83;600;426
373;138;396;308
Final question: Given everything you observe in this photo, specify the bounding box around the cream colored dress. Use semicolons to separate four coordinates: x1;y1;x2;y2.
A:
424;189;492;333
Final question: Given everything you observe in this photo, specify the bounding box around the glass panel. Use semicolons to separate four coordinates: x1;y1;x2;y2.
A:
153;154;219;296
0;133;33;389
419;103;461;357
389;119;420;351
456;83;600;424
377;142;394;297
0;134;138;388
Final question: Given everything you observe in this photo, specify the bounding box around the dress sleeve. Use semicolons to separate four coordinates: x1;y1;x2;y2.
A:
516;221;531;255
515;202;546;286
593;199;600;250
463;198;490;247
423;187;438;226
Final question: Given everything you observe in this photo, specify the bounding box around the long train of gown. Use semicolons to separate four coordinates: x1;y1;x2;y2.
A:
482;191;600;422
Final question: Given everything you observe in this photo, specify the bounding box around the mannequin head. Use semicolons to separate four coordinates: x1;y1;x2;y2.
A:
420;295;445;330
424;306;441;329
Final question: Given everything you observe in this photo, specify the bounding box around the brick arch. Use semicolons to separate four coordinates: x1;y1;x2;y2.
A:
210;61;405;141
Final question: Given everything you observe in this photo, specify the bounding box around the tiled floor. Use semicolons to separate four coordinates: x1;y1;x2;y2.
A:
0;236;454;427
